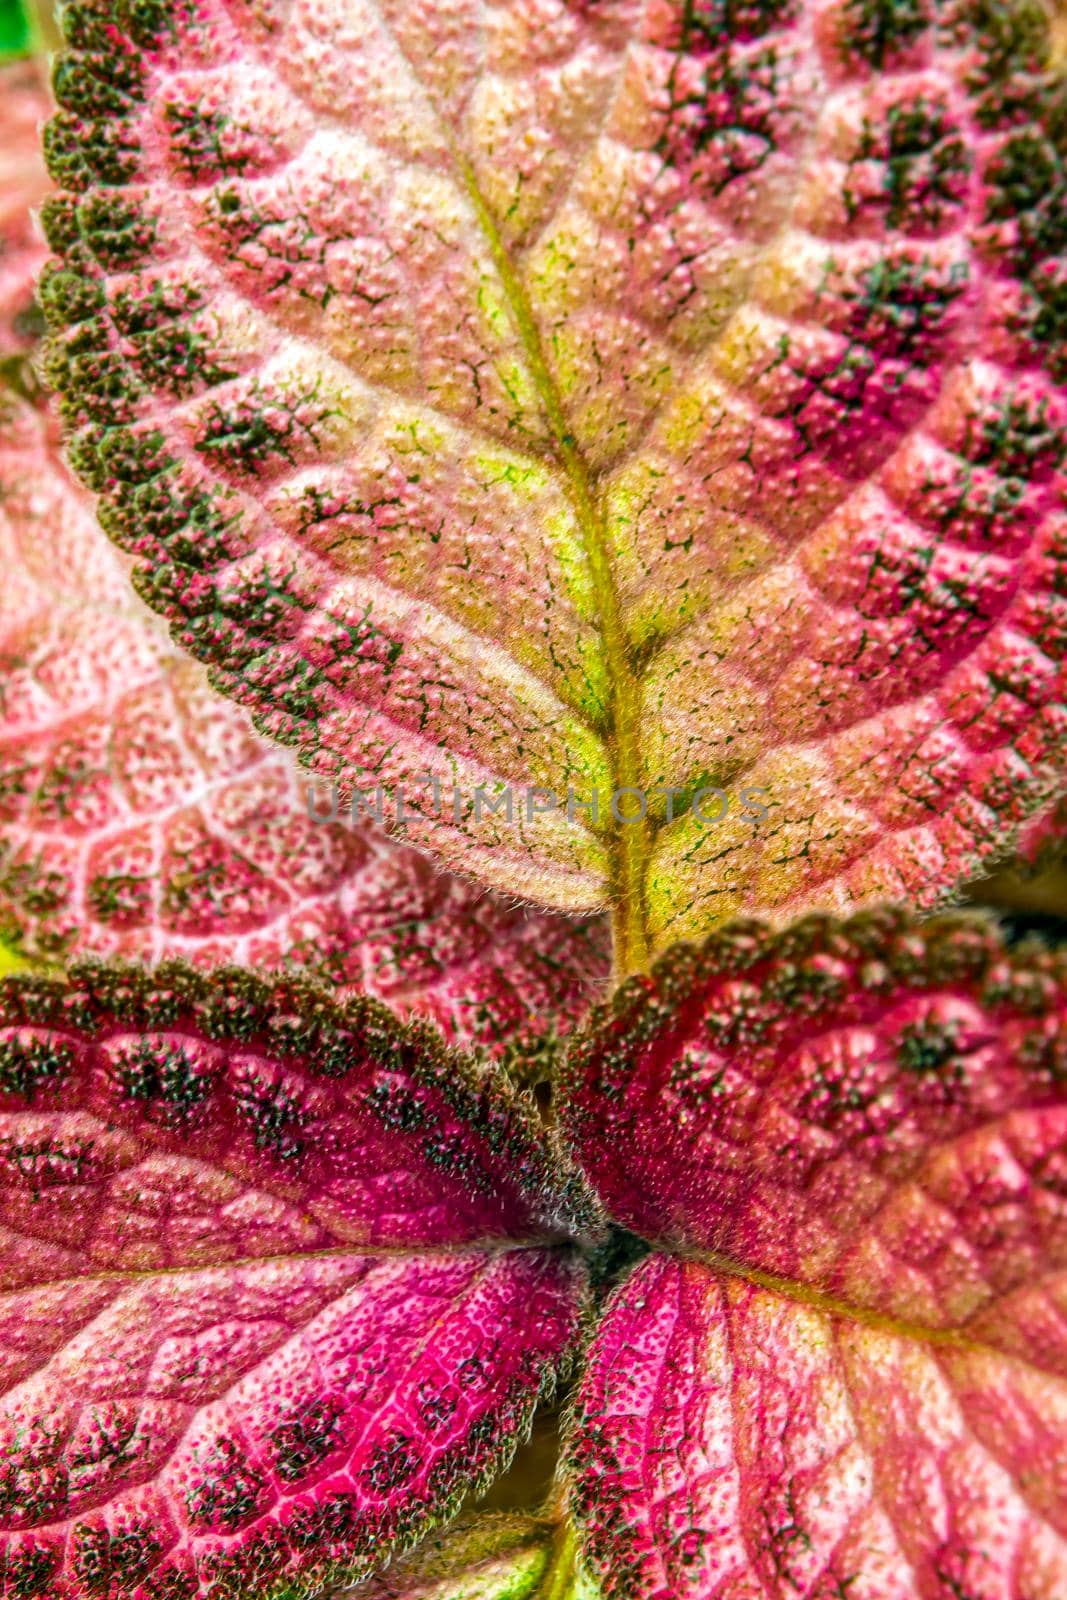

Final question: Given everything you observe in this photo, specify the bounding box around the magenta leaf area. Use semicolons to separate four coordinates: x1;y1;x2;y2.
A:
561;911;1067;1598
570;1249;1066;1600
0;962;593;1597
561;908;1066;1321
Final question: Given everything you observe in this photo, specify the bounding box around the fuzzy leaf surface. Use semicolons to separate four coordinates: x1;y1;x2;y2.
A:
561;909;1067;1325
562;914;1067;1598
569;1249;1067;1600
0;389;609;1052
0;961;592;1597
40;0;1067;965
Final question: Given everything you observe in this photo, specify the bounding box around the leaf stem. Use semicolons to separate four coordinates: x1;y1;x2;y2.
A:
458;158;650;978
538;1516;581;1600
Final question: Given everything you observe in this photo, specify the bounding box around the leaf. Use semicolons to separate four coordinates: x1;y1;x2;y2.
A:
560;907;1067;1321
0;388;609;1052
0;57;50;357
560;911;1067;1598
341;1510;599;1599
0;960;594;1597
1016;793;1067;873
39;0;1067;968
568;1249;1067;1600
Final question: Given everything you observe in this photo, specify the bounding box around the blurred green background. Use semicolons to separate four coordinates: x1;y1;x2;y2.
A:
0;0;35;59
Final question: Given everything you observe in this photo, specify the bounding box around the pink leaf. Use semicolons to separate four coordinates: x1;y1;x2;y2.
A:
0;961;593;1596
38;0;1067;966
1015;794;1067;873
0;59;50;357
561;912;1067;1596
561;908;1066;1330
0;391;609;1051
569;1250;1067;1600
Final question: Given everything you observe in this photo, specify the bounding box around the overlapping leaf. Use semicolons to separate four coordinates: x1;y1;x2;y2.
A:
570;1250;1067;1600
0;57;50;358
39;0;1067;967
561;911;1067;1597
0;388;609;1051
561;908;1067;1315
0;961;595;1597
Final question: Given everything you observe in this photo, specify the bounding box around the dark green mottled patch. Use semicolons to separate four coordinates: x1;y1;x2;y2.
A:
111;1035;215;1117
99;470;250;571
664;31;790;197
72;1524;160;1595
0;1031;74;1098
422;1128;493;1194
0;1133;93;1194
362;1433;420;1497
0;1542;59;1599
0;855;71;920
231;1066;311;1159
1013;266;1067;382
37;263;105;327
52;48;144;118
38;193;81;253
985;130;1066;268
44;111;142;189
97;423;170;486
364;1076;435;1131
194;382;340;475
702;981;770;1048
685;0;797;47
129;325;236;398
896;1016;962;1075
764;958;847;1011
845;250;969;360
840;0;930;66
271;1396;345;1483
48;343;141;427
76;193;157;269
941;0;1049;94
968;388;1066;476
110;278;203;336
0;757;33;809
164;98;250;180
185;1438;268;1533
880;98;971;231
87;872;152;925
217;562;316;639
241;652;331;729
0;1421;69;1523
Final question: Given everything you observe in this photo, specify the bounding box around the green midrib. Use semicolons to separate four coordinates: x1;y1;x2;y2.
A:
685;1245;1012;1355
537;1518;582;1600
458;158;651;978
